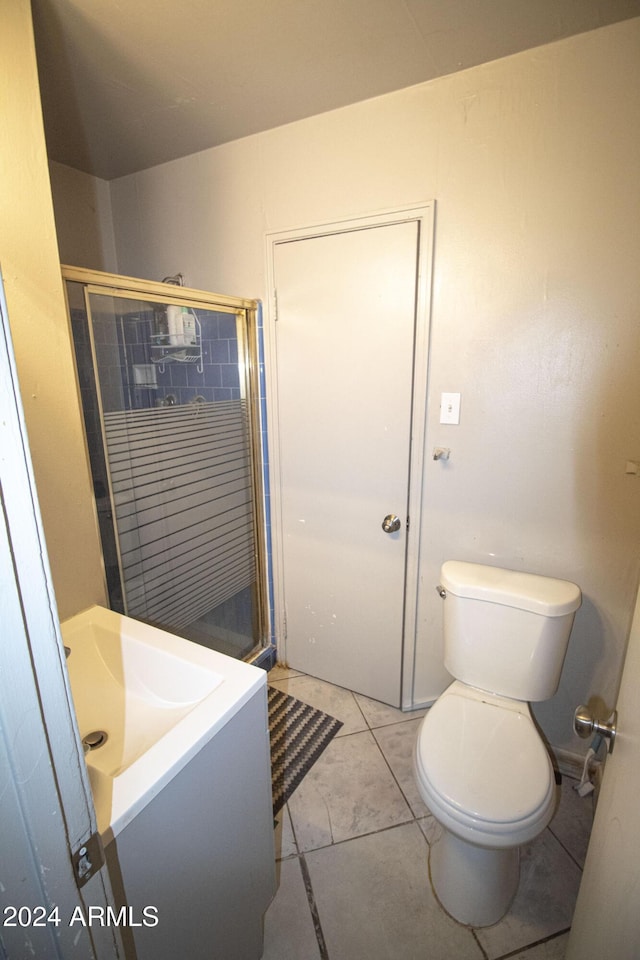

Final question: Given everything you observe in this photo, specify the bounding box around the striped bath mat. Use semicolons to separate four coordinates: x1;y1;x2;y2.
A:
268;686;343;815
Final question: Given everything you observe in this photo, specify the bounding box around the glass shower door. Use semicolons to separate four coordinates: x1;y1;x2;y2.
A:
66;277;267;661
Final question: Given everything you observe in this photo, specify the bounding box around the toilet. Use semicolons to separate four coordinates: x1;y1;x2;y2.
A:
414;560;581;928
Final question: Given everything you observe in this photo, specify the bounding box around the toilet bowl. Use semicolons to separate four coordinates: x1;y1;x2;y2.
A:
415;683;557;925
413;561;581;927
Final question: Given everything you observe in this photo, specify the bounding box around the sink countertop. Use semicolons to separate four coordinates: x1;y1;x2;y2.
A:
62;605;267;839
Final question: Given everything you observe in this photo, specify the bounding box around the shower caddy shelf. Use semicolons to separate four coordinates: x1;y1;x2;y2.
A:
149;312;203;374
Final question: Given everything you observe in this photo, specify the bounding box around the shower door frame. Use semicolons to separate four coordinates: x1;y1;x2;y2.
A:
62;265;270;661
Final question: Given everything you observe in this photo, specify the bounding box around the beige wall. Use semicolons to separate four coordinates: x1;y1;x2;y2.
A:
49;161;118;273
0;0;106;619
60;18;640;756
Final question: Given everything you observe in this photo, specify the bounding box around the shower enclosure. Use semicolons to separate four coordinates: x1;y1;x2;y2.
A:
63;267;268;662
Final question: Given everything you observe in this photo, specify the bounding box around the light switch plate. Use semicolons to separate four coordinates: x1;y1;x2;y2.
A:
440;392;461;424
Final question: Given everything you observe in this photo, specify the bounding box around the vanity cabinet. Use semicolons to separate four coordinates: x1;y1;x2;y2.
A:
104;686;276;960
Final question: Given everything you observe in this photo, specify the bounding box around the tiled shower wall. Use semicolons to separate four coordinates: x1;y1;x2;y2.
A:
114;307;241;411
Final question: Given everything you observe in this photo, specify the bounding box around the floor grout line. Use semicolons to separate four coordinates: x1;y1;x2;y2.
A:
493;927;571;960
292;816;428;858
299;853;330;960
546;823;586;874
368;723;424;818
471;927;490;960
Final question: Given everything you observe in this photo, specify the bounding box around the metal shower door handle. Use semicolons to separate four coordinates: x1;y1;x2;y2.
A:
381;514;401;533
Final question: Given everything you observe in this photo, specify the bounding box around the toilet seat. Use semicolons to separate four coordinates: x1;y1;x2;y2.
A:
415;683;556;848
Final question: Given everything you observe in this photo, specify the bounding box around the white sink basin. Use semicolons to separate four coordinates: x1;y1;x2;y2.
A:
62;605;266;840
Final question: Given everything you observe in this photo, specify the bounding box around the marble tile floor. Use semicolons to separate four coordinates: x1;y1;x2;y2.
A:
261;666;595;960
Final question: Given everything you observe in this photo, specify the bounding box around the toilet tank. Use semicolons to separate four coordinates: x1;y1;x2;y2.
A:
440;561;581;701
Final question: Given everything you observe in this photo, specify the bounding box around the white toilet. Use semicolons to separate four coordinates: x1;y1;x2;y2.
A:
414;560;581;928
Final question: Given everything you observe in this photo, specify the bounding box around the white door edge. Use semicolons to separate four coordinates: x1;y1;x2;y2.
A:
263;202;436;708
0;272;122;958
565;575;640;958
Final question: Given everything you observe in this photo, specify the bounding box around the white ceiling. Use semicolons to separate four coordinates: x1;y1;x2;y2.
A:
32;0;640;181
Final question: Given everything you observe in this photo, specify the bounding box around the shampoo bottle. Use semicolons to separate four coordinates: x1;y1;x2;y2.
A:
167;305;183;345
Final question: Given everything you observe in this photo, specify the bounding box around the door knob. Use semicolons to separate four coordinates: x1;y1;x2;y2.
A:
574;704;618;753
381;514;401;533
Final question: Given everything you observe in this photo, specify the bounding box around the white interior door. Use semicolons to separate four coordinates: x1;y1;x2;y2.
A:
273;220;421;706
566;581;640;958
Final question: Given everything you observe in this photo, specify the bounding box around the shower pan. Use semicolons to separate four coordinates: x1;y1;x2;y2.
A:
63;267;269;663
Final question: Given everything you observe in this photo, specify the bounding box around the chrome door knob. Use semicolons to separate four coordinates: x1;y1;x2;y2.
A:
574;704;618;753
381;514;401;533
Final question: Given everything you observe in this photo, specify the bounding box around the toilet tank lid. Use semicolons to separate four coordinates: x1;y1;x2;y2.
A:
441;561;582;617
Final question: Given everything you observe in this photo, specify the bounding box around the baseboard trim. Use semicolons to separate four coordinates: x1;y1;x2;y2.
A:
553;747;587;781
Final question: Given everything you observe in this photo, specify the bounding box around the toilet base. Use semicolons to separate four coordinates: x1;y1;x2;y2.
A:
429;828;520;927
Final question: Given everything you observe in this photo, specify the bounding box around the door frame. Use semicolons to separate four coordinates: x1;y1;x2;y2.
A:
264;202;435;708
